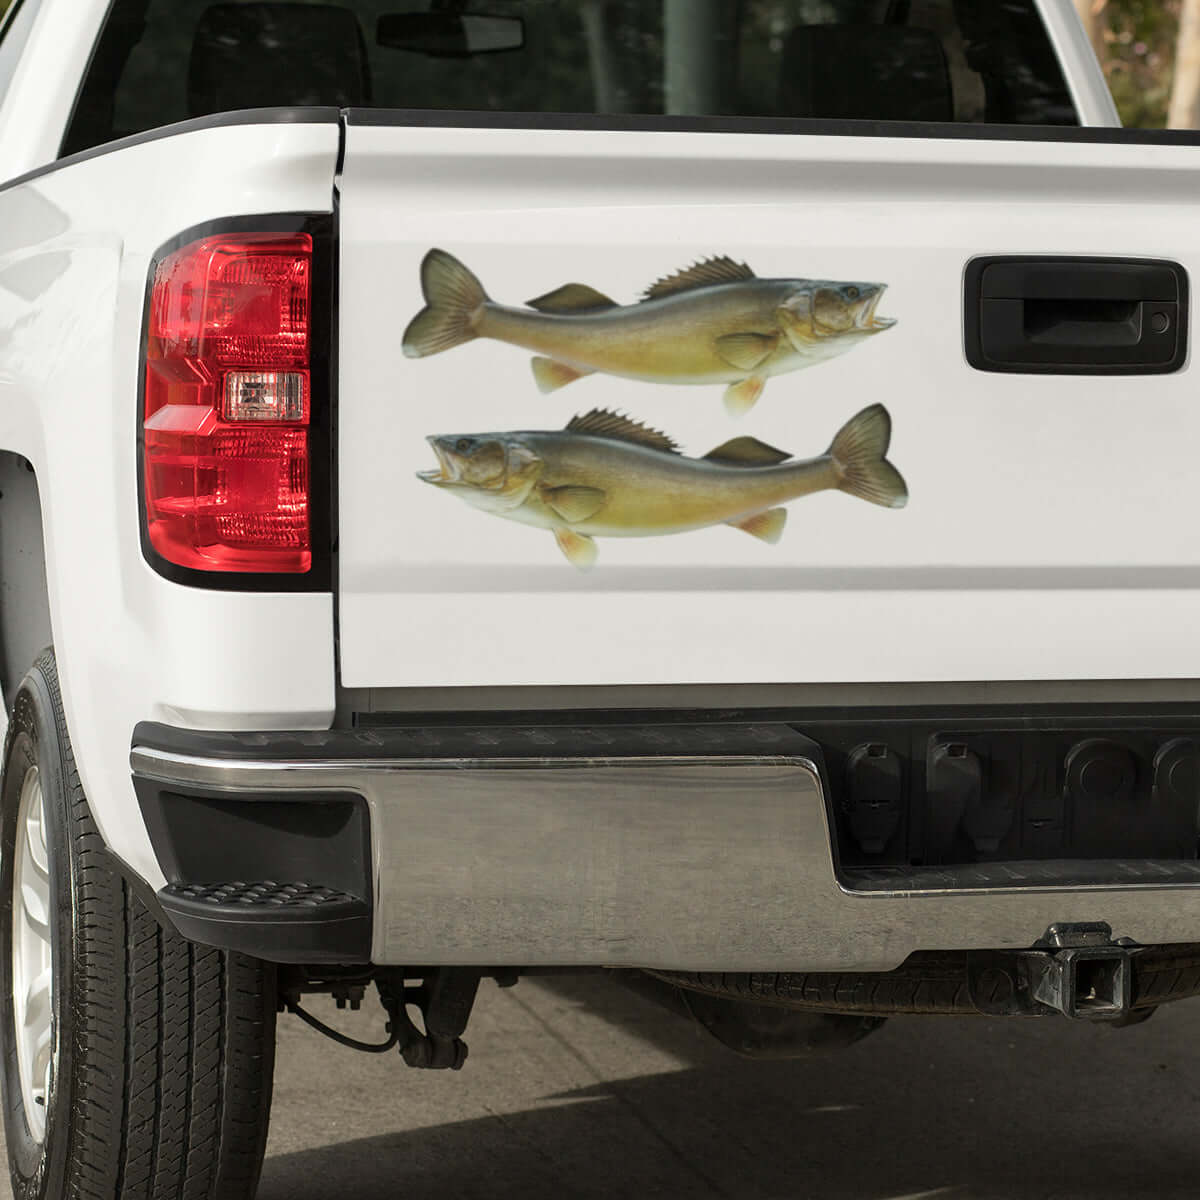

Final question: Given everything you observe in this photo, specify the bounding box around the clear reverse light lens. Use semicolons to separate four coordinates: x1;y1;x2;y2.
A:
224;370;307;422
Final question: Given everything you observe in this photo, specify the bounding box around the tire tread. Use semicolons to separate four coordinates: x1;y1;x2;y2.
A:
4;651;275;1200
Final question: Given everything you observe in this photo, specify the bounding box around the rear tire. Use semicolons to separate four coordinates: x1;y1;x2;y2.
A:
1;650;276;1200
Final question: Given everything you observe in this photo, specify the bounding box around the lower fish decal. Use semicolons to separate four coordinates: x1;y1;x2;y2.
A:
418;404;907;570
403;249;897;417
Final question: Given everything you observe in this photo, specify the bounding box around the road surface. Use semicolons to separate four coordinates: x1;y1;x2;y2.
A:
259;974;1200;1199
4;973;1199;1198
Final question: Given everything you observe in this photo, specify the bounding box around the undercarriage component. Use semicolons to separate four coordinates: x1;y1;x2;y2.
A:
1027;923;1137;1020
279;967;482;1067
280;967;398;1053
287;999;400;1054
617;970;885;1057
377;969;482;1070
649;928;1200;1021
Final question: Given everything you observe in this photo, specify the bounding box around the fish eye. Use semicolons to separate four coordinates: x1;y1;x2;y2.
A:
455;438;473;453
845;286;860;300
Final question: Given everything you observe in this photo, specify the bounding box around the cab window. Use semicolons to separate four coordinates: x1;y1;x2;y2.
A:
63;0;1079;157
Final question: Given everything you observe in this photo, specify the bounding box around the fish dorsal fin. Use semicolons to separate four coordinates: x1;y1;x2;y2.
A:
566;409;679;454
704;436;791;467
643;256;756;301
527;284;618;313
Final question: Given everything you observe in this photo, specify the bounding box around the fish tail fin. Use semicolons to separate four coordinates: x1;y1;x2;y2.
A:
403;249;489;358
828;404;908;509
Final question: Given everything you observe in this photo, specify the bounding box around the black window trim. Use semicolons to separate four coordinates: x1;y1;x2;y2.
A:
343;105;1200;146
0;0;22;39
0;0;41;114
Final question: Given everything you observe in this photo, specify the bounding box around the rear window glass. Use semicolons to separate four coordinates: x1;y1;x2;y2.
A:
63;0;1078;156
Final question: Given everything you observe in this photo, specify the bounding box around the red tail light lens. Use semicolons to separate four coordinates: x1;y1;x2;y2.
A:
143;232;313;573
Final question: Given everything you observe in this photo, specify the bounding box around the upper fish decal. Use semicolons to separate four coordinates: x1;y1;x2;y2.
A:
403;250;897;417
418;403;907;570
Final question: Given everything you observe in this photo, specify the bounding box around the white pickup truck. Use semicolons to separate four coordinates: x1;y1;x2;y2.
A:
3;0;1200;1195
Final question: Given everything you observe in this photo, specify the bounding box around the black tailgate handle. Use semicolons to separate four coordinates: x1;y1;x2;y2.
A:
965;257;1188;375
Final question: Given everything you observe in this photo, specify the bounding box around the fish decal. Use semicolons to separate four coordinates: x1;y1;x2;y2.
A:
418;403;907;570
403;250;897;417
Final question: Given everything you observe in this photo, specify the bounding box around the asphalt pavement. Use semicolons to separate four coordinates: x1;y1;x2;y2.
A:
260;974;1200;1200
5;973;1200;1198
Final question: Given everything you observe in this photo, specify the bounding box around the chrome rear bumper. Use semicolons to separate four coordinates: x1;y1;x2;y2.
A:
130;723;1200;971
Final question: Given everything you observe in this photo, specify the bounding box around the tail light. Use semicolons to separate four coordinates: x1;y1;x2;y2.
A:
142;231;314;574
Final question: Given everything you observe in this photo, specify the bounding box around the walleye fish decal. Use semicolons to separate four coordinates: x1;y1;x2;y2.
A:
418;404;907;570
403;250;897;417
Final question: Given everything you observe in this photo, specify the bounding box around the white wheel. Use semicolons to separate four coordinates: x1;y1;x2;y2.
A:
10;766;53;1143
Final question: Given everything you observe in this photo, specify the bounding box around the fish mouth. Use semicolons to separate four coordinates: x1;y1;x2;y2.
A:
417;438;460;485
859;286;897;331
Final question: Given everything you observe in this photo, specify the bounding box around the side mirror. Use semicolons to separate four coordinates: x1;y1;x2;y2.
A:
377;11;525;58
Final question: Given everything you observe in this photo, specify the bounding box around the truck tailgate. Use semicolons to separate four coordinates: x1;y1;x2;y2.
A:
336;117;1200;689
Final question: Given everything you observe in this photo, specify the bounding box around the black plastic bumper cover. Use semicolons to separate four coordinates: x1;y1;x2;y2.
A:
132;732;373;964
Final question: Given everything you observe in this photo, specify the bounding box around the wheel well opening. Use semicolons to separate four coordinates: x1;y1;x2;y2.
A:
0;454;51;712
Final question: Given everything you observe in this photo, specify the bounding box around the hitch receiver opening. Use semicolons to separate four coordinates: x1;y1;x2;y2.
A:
1032;947;1134;1020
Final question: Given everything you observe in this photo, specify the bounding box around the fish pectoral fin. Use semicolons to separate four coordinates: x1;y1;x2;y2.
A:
554;527;598;571
728;508;788;545
532;358;594;394
527;284;618;313
714;332;778;372
723;377;766;418
704;436;791;467
542;486;607;523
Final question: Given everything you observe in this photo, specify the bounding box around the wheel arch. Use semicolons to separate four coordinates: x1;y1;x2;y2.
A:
0;452;51;713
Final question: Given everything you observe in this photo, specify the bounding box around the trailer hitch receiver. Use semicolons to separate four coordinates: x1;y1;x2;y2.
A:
1030;923;1137;1021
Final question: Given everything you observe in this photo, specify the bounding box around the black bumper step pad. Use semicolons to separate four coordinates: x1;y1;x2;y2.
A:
159;881;370;964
